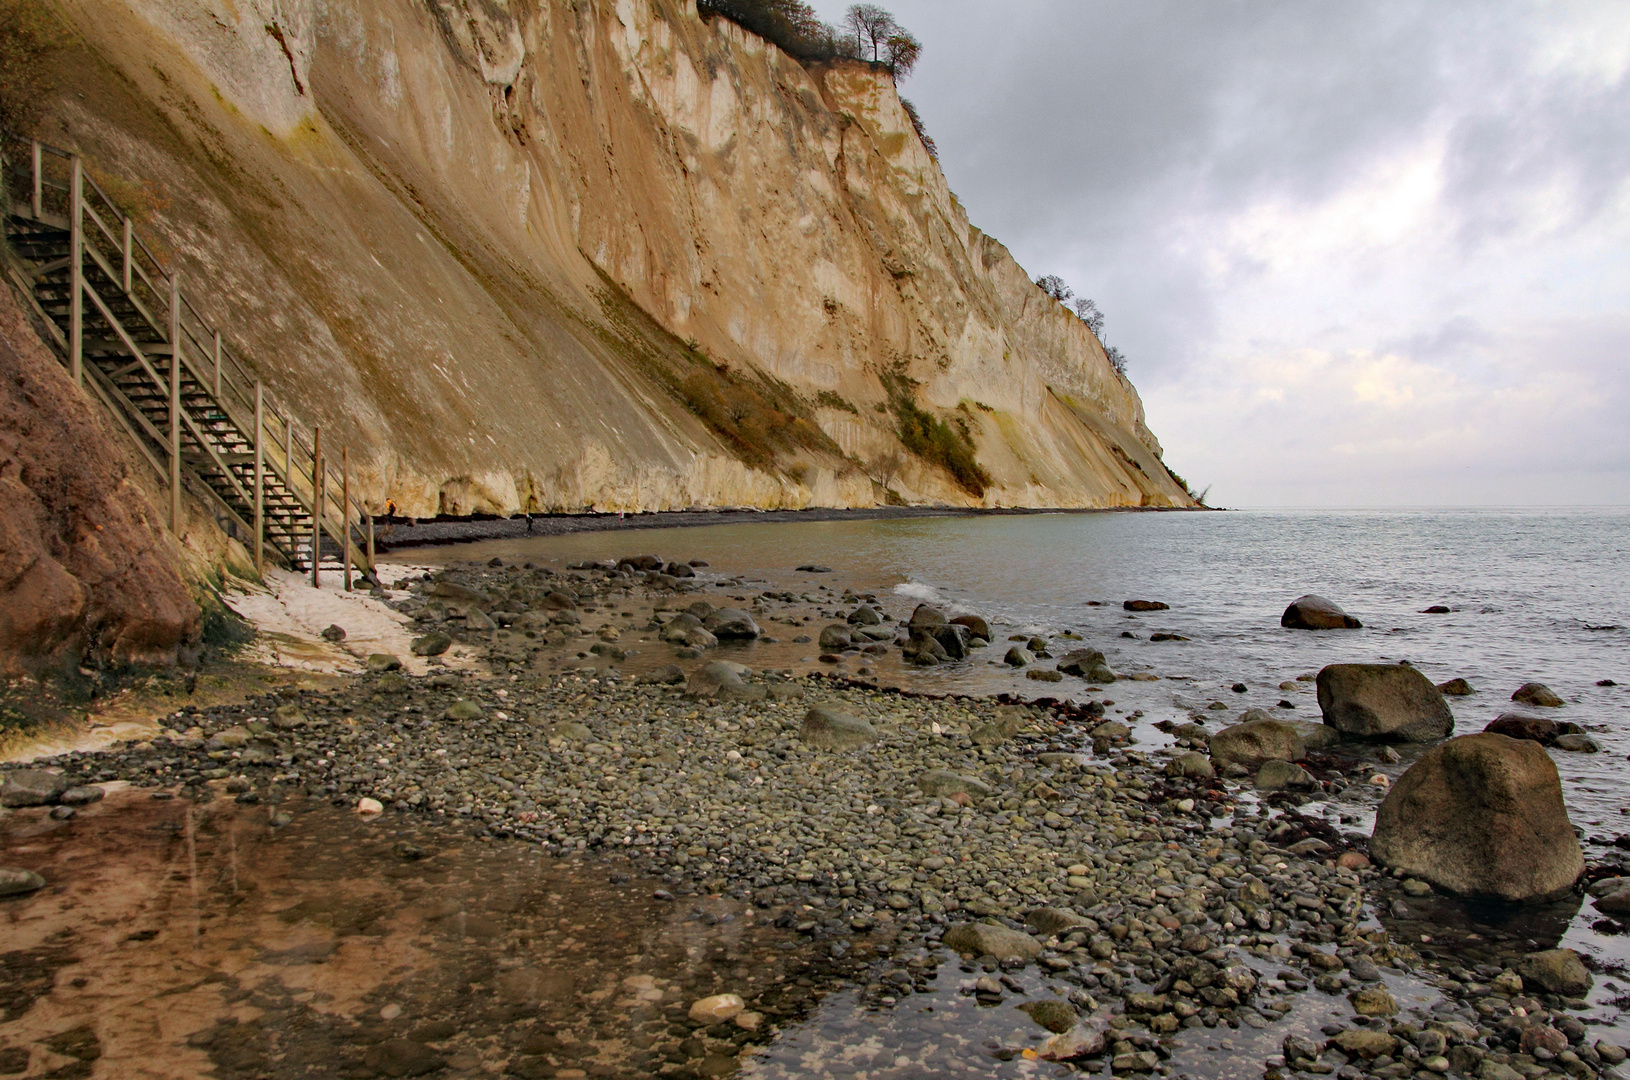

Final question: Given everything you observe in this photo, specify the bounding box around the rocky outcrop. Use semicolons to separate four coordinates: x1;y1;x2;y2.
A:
1316;664;1454;742
40;0;1195;515
0;288;200;675
1369;733;1584;902
1281;595;1362;630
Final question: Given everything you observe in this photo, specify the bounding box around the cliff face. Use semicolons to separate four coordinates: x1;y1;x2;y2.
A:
38;0;1193;514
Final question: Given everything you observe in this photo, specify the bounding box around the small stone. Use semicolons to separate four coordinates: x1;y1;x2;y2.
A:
1515;948;1592;995
367;653;402;672
1349;985;1398;1016
1331;1029;1398;1059
410;632;453;657
321;624;347;642
356;797;384;815
733;1011;762;1031
59;785;105;806
943;922;1042;961
0;868;47;896
1437;678;1474;696
1336;852;1370;870
1255;759;1314;790
799;706;876;750
444;700;484;721
689;993;745;1023
1401;878;1433;896
1;768;70;807
916;770;991;799
1018;999;1078;1033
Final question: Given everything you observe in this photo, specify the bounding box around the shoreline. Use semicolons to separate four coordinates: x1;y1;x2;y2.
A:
2;547;1624;1078
371;503;1204;553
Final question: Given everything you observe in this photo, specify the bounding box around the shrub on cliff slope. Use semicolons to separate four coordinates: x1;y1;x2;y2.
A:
882;373;989;497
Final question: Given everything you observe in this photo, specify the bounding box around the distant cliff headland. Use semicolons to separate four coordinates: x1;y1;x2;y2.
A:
5;0;1194;518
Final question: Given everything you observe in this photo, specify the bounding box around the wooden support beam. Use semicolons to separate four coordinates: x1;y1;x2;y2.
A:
168;271;182;532
122;217;133;293
366;511;375;573
342;446;352;592
68;158;82;387
30;141;42;219
311;425;322;588
253;381;265;576
213;330;222;398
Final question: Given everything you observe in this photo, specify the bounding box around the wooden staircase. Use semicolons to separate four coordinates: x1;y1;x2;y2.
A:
2;134;374;584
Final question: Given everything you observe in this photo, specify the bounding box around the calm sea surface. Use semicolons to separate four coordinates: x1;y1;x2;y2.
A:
400;507;1630;1072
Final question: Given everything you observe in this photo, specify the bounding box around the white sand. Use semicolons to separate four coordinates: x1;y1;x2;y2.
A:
224;562;478;676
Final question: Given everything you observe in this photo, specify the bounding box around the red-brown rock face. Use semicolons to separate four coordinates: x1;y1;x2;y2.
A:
0;288;199;674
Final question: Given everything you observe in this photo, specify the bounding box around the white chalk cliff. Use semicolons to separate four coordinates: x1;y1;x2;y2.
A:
42;0;1194;514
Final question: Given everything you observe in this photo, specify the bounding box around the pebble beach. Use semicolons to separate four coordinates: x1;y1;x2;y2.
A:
3;548;1627;1080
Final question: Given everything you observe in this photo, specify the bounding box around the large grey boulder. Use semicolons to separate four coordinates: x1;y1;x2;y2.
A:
942;922;1042;961
1370;733;1583;901
799;706;876;750
1;769;70;807
847;606;883;626
705;608;761;639
1316;663;1454;742
818;624;853;651
1281;595;1362;629
908;604;948;628
1207;718;1306;768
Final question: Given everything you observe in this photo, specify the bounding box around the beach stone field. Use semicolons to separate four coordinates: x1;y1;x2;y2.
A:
2;556;1627;1080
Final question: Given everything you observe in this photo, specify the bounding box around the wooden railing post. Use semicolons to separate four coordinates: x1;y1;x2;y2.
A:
341;446;352;592
253;381;265;576
30;141;42;219
122;217;133;292
212;330;222;398
366;511;375;574
68;157;83;386
168;271;183;531
310;425;322;588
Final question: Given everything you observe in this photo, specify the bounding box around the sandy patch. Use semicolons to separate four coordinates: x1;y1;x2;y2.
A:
223;563;479;676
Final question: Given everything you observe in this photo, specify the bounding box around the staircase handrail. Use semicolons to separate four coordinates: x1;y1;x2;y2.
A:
1;129;376;584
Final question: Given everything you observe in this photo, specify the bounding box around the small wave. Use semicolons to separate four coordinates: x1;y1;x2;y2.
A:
893;581;944;603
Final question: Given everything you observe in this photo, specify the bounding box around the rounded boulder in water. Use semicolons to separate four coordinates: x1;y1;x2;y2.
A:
1316;663;1454;742
1370;732;1583;902
1511;681;1564;708
1281;594;1362;629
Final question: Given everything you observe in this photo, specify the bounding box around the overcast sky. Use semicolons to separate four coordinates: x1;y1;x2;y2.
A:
808;0;1630;507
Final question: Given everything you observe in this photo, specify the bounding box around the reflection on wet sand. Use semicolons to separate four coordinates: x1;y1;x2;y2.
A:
0;790;883;1079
